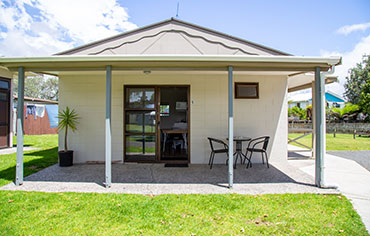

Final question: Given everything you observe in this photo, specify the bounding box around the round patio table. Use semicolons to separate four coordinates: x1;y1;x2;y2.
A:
226;136;251;168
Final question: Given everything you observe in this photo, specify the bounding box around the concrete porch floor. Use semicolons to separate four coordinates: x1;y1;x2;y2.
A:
1;161;338;195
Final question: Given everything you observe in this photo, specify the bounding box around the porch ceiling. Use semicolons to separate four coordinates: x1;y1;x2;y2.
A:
288;73;338;92
0;55;341;75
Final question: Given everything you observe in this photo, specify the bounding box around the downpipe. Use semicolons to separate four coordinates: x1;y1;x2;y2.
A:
318;65;338;189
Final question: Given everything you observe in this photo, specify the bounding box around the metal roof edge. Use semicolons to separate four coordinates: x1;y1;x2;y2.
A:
0;55;342;65
326;90;345;101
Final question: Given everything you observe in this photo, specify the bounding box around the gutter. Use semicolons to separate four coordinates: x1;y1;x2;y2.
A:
0;55;342;65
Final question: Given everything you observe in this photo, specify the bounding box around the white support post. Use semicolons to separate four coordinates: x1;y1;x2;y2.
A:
314;67;325;187
228;66;234;188
105;65;112;188
16;67;24;186
9;78;14;147
311;82;316;159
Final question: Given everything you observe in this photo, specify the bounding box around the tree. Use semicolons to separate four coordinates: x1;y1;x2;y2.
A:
57;107;79;152
329;104;360;121
359;77;370;116
13;75;58;101
344;55;370;118
290;106;307;120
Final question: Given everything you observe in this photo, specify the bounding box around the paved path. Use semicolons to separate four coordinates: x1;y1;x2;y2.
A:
0;162;337;195
0;147;40;155
289;153;370;233
328;150;370;171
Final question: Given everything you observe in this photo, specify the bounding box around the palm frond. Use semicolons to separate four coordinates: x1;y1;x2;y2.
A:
57;107;80;132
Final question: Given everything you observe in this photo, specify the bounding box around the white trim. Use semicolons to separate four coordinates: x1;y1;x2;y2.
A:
0;55;342;65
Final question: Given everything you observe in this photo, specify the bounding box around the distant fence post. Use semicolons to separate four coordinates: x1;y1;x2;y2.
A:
333;128;336;138
353;130;356;139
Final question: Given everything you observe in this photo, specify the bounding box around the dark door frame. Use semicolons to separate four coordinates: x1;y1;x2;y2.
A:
0;77;11;149
123;85;190;163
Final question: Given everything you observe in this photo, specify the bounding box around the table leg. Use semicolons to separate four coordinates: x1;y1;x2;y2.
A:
162;133;167;153
234;152;238;169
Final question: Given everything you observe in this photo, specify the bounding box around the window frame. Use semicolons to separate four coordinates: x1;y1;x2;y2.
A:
234;82;259;99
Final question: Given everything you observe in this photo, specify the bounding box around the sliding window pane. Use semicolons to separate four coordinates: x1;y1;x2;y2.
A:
0;80;9;90
126;135;156;158
125;111;156;133
126;88;155;109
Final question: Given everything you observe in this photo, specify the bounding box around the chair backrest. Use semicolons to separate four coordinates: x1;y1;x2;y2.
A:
262;136;270;150
207;137;228;151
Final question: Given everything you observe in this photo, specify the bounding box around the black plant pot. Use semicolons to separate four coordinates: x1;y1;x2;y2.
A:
58;150;73;167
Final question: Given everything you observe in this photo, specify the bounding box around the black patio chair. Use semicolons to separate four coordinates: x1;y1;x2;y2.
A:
207;137;229;169
243;136;270;168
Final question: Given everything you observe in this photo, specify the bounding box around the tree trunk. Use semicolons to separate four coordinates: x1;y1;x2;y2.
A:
64;125;68;152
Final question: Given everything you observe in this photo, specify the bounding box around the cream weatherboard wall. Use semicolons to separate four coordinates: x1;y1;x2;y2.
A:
58;71;288;164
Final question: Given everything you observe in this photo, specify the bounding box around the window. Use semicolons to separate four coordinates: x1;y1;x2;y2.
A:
160;104;170;116
125;87;155;109
0;79;9;90
235;82;259;99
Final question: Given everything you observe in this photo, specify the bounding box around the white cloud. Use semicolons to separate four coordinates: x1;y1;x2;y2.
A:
0;0;137;56
321;33;370;98
337;22;370;35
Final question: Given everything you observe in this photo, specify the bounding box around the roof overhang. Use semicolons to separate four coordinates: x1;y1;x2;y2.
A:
13;95;58;104
288;73;338;92
0;55;342;75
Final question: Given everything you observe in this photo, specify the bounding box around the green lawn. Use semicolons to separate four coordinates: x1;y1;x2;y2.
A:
0;135;368;235
0;192;368;235
126;124;155;133
0;135;58;187
289;133;370;151
127;146;156;153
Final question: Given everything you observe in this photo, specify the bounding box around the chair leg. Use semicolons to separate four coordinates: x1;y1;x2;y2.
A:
243;150;249;164
261;152;265;164
246;151;253;169
208;152;213;165
210;152;215;169
264;152;269;168
250;151;253;168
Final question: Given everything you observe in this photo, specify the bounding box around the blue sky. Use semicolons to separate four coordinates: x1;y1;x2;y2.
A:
0;0;370;95
123;0;370;56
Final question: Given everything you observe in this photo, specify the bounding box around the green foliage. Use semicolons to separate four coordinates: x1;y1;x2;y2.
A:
0;192;367;235
13;75;58;101
290;106;307;120
57;107;80;151
288;107;293;117
344;55;370;118
359;78;370;117
329;104;360;121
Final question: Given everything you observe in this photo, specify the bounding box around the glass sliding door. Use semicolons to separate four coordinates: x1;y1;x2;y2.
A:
124;85;190;163
124;87;157;162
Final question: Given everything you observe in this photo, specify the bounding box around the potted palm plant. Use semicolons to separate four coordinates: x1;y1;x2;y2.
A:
57;106;79;167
